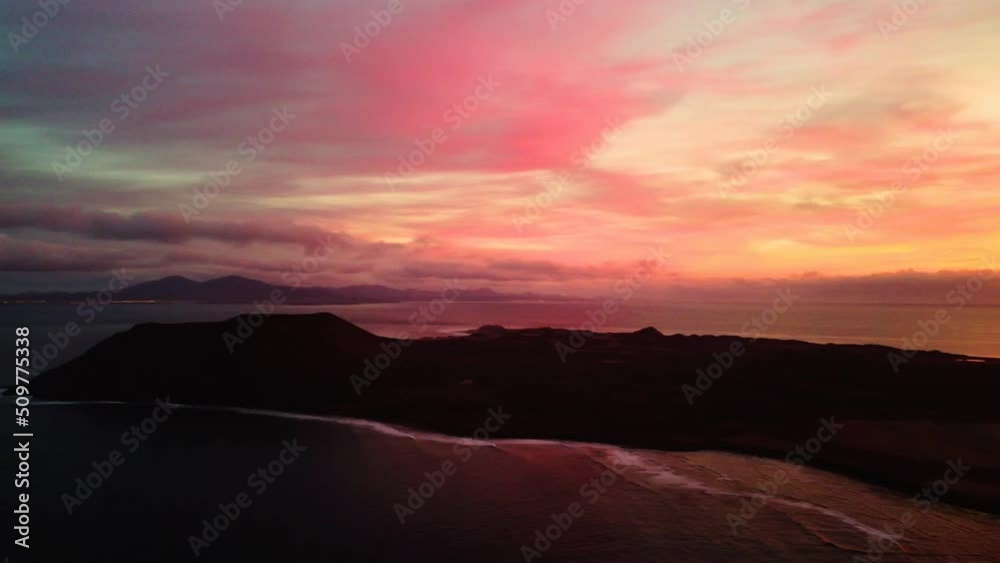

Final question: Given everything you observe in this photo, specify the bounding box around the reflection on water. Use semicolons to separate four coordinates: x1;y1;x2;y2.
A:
27;403;1000;563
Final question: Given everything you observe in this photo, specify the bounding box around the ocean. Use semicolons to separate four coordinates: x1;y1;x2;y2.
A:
9;302;1000;562
21;403;1000;562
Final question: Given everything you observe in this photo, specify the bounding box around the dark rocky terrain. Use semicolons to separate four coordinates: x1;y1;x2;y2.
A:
33;313;1000;513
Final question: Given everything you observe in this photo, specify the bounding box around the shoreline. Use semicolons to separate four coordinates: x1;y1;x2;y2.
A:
25;399;1000;517
28;314;1000;517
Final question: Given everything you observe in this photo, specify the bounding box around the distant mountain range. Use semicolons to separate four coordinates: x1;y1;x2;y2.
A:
0;275;569;305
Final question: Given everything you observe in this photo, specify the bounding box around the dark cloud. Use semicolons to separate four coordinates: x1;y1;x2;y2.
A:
0;205;352;249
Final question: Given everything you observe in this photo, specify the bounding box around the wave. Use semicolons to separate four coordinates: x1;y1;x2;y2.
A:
30;399;974;551
33;400;499;447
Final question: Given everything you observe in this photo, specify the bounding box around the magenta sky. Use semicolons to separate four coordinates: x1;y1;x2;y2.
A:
1;0;999;297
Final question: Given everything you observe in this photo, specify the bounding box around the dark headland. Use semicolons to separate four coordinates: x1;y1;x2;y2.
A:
32;313;1000;514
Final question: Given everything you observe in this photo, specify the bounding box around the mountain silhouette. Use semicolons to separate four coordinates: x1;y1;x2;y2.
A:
2;275;566;304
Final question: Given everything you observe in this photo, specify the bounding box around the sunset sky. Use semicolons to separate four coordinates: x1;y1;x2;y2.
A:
1;0;999;296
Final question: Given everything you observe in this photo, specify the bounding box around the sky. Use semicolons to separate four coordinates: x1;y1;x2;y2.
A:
1;0;999;299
